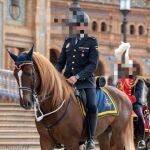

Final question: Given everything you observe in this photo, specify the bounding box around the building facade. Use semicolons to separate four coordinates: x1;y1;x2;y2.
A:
0;0;150;80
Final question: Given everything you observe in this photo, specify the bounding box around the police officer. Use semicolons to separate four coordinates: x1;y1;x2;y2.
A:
55;10;99;149
117;75;146;149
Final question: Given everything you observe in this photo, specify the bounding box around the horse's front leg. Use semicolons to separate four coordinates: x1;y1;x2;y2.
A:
40;135;55;150
65;139;80;150
36;122;55;150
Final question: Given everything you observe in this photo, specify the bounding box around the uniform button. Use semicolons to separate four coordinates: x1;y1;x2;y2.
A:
72;67;74;70
73;55;75;58
81;53;84;57
72;61;75;64
74;49;76;52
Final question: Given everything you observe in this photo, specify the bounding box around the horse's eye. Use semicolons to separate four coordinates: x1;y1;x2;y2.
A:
24;72;32;77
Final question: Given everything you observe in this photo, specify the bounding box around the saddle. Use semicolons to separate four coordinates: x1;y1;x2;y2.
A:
74;76;107;112
75;76;118;117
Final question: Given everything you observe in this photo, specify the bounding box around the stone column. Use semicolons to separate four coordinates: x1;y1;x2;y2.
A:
35;0;50;58
0;0;5;68
147;20;150;52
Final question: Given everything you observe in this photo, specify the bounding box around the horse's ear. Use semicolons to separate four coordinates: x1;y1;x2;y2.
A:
7;48;17;62
27;44;34;59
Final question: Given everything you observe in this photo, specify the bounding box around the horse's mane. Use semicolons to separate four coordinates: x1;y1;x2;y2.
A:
32;52;74;106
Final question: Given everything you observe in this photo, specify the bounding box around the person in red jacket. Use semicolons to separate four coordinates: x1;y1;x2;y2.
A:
117;75;146;149
117;76;136;104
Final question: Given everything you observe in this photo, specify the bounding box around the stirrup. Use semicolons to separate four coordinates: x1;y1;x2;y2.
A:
138;140;146;149
85;139;95;150
55;143;64;149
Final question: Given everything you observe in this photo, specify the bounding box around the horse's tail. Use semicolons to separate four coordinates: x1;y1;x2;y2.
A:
124;115;135;150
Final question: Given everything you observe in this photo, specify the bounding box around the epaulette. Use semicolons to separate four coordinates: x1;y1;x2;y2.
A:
65;37;71;41
133;76;145;86
136;75;145;80
88;35;96;40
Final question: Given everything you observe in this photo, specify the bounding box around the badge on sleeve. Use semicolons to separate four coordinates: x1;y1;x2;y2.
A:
66;43;70;48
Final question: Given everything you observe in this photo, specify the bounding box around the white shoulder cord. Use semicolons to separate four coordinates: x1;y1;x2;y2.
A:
33;95;65;122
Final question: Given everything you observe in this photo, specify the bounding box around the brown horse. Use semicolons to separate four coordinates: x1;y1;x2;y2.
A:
7;47;135;150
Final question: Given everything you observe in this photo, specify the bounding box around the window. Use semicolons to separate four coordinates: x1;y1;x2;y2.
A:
138;25;144;35
130;25;135;35
54;18;58;23
92;21;98;31
6;0;25;25
101;22;107;32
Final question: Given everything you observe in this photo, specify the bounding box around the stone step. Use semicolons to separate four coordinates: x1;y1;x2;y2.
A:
0;145;41;150
0;139;39;145
0;128;37;132
0;111;34;119
0;102;33;111
0;102;20;107
0;133;39;138
0;134;39;138
0;124;36;130
0;120;35;125
0;103;33;110
0;112;34;117
0;107;34;113
0;102;41;149
0;116;34;121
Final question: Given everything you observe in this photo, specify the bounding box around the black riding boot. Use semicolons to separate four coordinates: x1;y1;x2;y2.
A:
86;113;97;150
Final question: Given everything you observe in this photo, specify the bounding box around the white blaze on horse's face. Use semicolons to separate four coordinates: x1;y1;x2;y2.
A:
18;70;23;99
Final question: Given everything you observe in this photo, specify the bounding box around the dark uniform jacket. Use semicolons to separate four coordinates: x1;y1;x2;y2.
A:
133;79;144;105
55;35;99;89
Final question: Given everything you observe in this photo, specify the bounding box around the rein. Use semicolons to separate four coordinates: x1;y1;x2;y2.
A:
15;62;67;122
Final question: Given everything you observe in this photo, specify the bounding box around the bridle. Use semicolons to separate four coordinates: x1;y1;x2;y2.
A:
15;61;35;95
15;61;66;122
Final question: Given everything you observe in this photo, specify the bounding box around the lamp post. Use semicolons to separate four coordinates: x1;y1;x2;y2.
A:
120;0;131;42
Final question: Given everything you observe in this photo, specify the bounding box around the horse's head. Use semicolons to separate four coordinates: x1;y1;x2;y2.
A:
7;45;36;109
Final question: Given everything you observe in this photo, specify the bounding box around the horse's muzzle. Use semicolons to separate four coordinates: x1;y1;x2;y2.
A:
20;100;33;110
